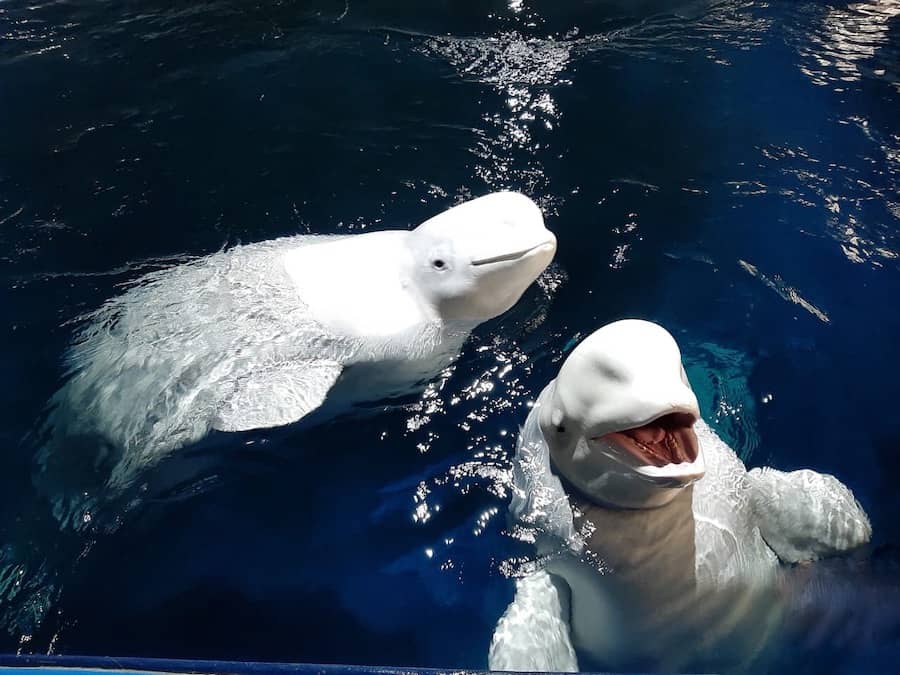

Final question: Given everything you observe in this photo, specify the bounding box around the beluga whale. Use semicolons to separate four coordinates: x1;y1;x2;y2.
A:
37;192;556;515
488;319;872;673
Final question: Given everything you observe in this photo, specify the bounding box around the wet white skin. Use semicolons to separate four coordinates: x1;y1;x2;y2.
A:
38;192;556;526
282;190;556;336
489;319;872;673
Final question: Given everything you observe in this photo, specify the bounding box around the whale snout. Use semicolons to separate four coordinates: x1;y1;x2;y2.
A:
547;319;710;507
408;191;557;323
476;190;545;225
465;192;555;268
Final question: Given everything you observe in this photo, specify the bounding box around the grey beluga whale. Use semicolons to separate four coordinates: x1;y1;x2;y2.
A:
37;192;556;506
488;319;872;673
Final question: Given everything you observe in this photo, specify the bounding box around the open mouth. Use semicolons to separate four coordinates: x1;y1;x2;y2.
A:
471;240;555;266
596;412;700;468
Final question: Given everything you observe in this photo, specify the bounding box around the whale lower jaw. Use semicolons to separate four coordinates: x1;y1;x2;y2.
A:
633;454;705;486
593;411;704;487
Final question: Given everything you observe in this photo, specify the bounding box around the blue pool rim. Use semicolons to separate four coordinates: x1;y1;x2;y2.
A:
0;654;632;675
1;654;478;675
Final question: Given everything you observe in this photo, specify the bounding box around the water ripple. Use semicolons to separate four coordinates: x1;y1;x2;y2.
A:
684;341;761;463
790;0;900;94
419;0;772;215
734;139;900;270
0;1;76;65
570;0;772;65
394;263;566;565
739;259;831;324
421;29;570;209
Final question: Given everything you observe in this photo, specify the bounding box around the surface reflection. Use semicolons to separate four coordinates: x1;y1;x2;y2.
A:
733;139;900;270
423;26;570;208
795;0;900;92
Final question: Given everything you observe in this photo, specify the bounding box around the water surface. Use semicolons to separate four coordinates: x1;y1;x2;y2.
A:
1;0;899;671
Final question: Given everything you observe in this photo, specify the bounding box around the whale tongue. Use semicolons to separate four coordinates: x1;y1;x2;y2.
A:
603;413;699;467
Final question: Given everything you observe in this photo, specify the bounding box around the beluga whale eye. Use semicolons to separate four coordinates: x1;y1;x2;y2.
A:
432;259;447;270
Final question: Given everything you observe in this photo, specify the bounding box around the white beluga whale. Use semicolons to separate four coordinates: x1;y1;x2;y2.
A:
489;319;872;673
38;192;556;513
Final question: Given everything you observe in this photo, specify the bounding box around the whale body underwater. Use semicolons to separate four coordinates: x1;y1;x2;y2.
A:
489;320;872;673
36;192;556;522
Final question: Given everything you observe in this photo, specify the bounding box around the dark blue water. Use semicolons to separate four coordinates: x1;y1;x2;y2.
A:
1;0;899;671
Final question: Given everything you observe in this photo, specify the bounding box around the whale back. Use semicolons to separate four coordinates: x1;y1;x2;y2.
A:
282;230;436;338
36;236;355;515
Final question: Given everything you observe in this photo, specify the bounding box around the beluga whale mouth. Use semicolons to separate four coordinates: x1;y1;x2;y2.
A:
471;241;556;266
591;409;704;487
596;411;700;468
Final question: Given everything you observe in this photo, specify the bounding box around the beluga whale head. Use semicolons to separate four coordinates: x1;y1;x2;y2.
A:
540;319;705;509
406;192;556;322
